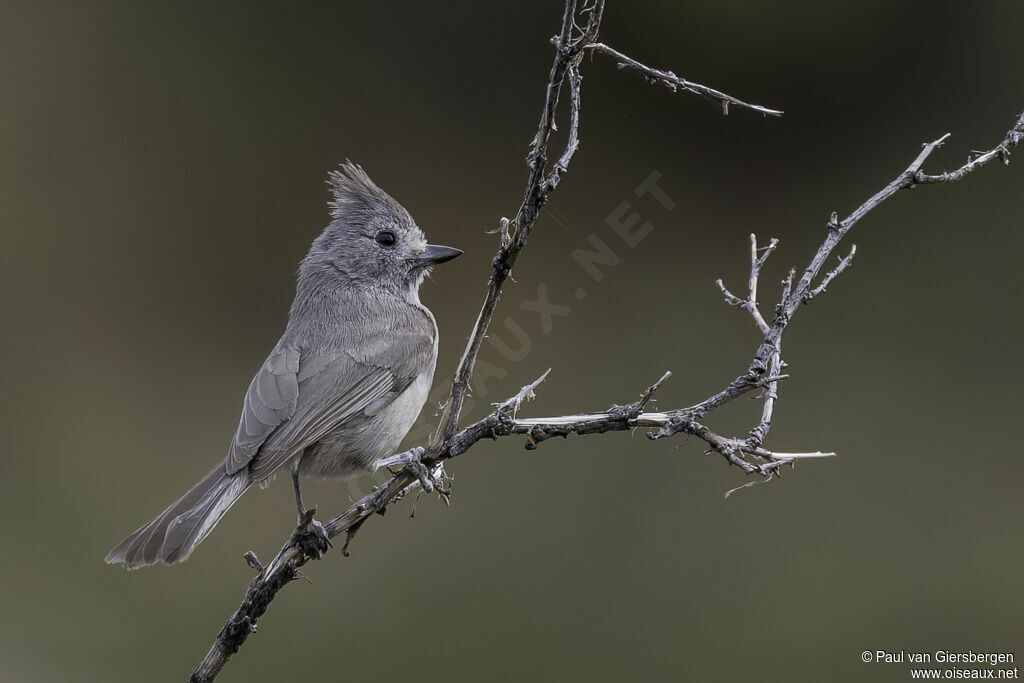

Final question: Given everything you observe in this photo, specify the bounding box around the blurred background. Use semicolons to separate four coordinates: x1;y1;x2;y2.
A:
2;1;1022;681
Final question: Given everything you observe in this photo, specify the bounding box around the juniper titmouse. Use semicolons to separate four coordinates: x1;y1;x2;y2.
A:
106;162;461;569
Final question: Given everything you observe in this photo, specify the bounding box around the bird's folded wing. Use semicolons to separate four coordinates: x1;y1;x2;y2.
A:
226;345;300;474
224;323;435;481
247;359;409;482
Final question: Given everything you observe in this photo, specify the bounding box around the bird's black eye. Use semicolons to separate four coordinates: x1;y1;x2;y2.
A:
375;231;397;247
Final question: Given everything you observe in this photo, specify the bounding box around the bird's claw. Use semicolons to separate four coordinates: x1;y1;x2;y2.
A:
376;446;448;494
290;508;332;560
406;458;436;493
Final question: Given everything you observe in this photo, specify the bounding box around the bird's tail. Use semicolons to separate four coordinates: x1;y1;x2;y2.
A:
105;460;250;570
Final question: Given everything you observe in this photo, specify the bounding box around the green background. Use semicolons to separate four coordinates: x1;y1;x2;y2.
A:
2;2;1022;681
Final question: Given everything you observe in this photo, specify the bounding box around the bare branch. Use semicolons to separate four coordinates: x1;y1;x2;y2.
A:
432;0;604;448
681;112;1024;459
786;112;1024;318
805;245;857;302
749;235;779;307
915;112;1024;184
545;63;583;193
717;234;779;334
716;278;746;308
716;235;778;335
510;389;834;470
587;42;784;117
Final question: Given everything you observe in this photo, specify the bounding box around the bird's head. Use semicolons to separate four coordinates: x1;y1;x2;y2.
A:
301;161;461;295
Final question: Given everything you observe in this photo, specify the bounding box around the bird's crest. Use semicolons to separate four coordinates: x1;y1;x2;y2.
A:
327;160;389;219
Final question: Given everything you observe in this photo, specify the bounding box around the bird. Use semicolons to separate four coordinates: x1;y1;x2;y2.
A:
105;162;462;570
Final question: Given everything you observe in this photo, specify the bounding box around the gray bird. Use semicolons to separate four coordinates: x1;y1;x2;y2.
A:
105;162;461;570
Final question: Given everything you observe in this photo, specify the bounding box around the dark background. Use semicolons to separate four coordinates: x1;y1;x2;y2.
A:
2;2;1022;682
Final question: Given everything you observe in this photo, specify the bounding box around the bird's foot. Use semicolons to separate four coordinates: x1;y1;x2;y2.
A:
290;507;332;560
375;446;447;495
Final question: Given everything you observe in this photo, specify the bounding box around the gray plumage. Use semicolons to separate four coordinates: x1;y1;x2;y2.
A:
106;162;461;570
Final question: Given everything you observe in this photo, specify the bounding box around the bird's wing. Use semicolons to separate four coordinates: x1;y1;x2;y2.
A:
225;345;301;474
225;312;436;482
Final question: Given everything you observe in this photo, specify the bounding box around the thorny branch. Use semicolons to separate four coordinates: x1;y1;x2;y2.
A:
586;42;785;117
189;1;1024;679
429;0;603;449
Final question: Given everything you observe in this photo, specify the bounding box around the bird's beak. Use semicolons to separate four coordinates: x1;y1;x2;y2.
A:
416;244;463;267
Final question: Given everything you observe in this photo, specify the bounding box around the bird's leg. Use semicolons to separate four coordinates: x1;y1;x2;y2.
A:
374;446;446;495
289;469;331;560
291;469;309;522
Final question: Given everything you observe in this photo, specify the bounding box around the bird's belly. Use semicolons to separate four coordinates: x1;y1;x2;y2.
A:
298;370;433;479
